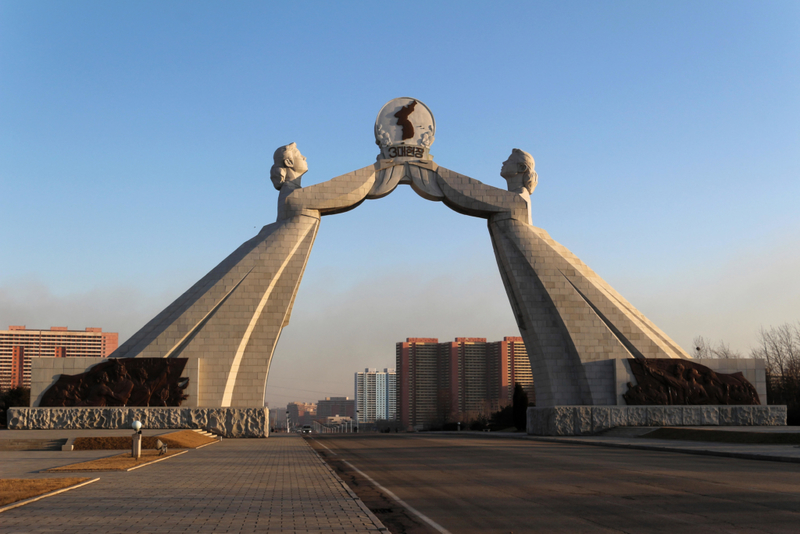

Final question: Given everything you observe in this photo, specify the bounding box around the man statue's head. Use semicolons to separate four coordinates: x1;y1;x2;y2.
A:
500;148;537;195
270;142;308;190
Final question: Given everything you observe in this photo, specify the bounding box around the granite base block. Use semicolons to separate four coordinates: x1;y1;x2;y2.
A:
7;407;269;438
574;407;592;435
765;405;787;426
627;406;648;426
527;405;787;436
680;406;718;426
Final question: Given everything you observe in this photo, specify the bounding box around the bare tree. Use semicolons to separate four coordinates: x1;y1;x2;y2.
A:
692;336;714;358
751;322;800;425
692;336;743;359
751;323;800;378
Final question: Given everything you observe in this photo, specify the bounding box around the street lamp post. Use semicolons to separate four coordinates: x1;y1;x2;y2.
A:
131;420;143;459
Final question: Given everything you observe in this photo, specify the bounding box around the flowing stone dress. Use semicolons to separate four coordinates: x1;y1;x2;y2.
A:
400;162;691;407
111;165;376;407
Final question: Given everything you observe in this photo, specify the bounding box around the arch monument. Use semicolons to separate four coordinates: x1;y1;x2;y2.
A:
14;98;781;436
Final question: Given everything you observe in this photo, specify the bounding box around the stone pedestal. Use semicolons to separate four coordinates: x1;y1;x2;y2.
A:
7;407;269;438
132;432;142;458
527;405;787;436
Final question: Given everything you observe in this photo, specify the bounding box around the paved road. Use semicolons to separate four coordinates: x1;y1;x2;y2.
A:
312;433;800;534
1;435;385;533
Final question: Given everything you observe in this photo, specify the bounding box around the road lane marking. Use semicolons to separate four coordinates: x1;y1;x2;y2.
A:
341;459;452;534
311;438;337;455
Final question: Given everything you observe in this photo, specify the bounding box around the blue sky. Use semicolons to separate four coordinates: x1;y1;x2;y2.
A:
1;1;798;408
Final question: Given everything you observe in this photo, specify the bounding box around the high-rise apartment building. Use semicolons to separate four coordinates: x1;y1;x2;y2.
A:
443;337;491;415
0;326;119;389
488;337;534;405
396;337;533;430
354;368;396;424
396;339;443;429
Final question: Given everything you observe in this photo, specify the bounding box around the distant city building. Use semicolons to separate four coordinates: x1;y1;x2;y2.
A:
286;401;316;428
354;368;396;424
322;415;353;425
0;326;119;389
273;409;288;431
316;396;355;419
396;337;533;430
396;339;440;429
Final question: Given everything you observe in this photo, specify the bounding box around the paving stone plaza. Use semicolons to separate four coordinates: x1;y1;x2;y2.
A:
3;429;800;533
0;435;386;533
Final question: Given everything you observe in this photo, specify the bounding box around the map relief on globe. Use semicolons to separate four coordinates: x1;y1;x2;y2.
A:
374;97;436;160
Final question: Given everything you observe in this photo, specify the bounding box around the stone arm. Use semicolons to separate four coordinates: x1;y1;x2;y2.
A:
278;159;529;223
363;159;530;222
278;164;377;221
433;165;530;223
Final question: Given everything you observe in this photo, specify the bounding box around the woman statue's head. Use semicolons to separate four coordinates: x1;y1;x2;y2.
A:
500;148;537;194
270;142;308;190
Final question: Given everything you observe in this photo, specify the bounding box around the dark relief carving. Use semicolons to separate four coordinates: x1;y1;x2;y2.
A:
623;359;760;406
40;358;189;407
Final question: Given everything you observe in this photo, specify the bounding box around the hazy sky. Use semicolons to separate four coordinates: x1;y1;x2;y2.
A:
1;2;798;409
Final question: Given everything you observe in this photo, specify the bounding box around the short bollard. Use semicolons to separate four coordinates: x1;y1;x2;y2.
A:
131;420;143;459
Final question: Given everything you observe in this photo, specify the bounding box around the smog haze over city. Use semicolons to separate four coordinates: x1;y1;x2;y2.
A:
1;1;798;408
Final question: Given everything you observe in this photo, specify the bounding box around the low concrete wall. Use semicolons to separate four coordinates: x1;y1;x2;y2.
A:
528;405;787;436
7;407;269;438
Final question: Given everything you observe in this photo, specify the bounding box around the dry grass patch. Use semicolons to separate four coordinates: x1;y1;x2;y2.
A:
74;430;217;451
46;449;185;472
160;430;218;448
0;478;90;506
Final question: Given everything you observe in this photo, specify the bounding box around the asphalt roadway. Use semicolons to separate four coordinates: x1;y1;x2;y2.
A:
309;433;800;534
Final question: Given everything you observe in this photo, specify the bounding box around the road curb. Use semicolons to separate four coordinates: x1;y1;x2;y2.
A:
303;438;389;532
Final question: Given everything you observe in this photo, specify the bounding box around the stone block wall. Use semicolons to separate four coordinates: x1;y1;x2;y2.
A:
527;405;787;436
583;360;616;405
7;407;269;438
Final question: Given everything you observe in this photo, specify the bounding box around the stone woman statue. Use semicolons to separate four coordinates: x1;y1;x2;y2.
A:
415;149;690;406
111;144;377;408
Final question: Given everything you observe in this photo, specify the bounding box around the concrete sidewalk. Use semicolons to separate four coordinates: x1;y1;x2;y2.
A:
0;433;386;533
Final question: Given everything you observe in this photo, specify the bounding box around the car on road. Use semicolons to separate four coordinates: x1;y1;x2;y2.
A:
301;424;312;434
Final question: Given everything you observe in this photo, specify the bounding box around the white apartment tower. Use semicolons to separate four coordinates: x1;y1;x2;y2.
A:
354;368;396;423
